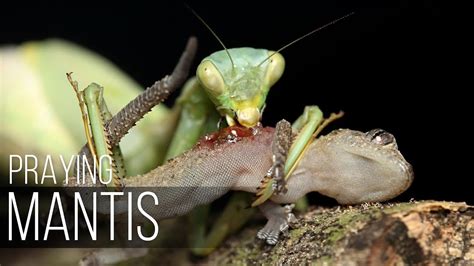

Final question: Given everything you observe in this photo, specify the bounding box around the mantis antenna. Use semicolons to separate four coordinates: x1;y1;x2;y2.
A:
186;4;235;70
258;12;355;66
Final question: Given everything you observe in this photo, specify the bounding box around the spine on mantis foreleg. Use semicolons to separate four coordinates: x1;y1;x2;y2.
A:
74;37;197;175
67;77;125;190
93;89;126;189
106;37;198;146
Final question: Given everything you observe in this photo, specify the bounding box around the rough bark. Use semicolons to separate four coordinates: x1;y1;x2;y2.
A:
203;200;473;265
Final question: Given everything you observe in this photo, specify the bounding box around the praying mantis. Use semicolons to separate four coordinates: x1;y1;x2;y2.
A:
0;10;352;258
66;12;354;256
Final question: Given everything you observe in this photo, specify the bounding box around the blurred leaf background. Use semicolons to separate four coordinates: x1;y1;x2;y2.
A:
0;39;178;184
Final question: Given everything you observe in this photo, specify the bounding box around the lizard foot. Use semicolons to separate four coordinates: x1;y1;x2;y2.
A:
257;202;297;245
257;216;288;245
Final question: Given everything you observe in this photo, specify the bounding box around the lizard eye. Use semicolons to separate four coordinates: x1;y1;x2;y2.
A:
197;60;225;96
264;51;285;87
366;129;397;147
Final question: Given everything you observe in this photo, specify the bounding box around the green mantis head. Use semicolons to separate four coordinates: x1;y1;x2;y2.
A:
197;48;285;128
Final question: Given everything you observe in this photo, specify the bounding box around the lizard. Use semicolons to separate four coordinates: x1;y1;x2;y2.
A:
70;122;413;265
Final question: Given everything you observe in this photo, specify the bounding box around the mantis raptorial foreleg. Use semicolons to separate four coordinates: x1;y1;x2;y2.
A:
253;106;344;208
67;75;125;189
74;37;198;177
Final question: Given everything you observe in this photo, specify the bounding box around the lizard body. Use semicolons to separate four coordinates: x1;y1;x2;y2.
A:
69;125;413;242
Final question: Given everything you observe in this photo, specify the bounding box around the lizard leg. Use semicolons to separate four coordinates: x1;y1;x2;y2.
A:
257;201;296;245
270;119;293;194
252;119;294;207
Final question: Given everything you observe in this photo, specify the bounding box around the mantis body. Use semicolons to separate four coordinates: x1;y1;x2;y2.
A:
69;13;355;259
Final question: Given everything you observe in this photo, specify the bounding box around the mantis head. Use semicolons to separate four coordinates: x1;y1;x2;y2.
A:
189;4;353;128
197;48;285;128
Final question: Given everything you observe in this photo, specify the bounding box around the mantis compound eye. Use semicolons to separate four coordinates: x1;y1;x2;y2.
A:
366;129;398;148
264;51;285;88
197;60;225;96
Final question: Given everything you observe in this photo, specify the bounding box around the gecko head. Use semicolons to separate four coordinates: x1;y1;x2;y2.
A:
301;128;414;204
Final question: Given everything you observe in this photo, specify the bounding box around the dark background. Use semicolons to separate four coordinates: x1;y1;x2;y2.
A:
2;1;470;203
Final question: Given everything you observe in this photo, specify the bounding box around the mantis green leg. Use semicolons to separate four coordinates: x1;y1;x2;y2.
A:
253;106;329;208
164;77;219;160
291;108;344;212
71;36;197;190
68;74;125;190
287;106;323;211
285;106;324;177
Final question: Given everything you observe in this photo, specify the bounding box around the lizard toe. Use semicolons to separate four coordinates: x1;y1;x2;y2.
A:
257;228;269;240
257;217;287;245
279;222;289;233
266;234;279;245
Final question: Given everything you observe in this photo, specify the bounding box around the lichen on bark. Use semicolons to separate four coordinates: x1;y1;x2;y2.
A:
203;200;473;265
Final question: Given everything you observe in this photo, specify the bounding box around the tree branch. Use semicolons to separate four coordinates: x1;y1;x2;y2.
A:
203;201;473;265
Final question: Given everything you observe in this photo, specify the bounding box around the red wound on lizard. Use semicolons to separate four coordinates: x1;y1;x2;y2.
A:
198;124;263;148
